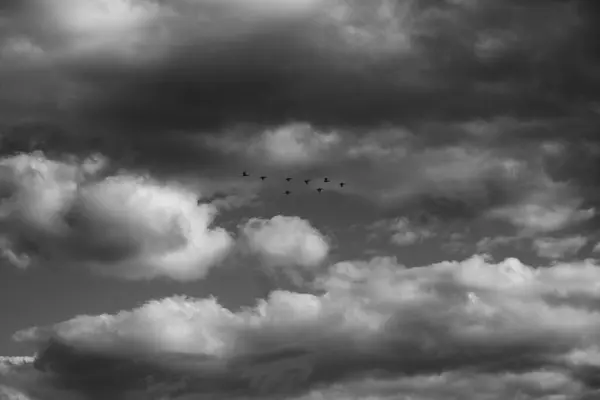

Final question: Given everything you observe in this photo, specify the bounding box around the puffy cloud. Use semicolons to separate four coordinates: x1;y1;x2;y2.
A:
5;254;600;398
0;152;233;280
250;123;341;168
239;216;330;284
532;236;588;260
202;123;341;172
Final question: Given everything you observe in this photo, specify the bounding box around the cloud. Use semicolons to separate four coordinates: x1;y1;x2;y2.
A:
2;2;600;399
489;199;595;236
249;123;341;168
368;217;434;246
202;122;341;171
5;254;600;398
476;235;523;253
291;370;585;400
532;236;588;260
1;0;599;230
0;152;233;280
2;0;597;150
239;216;330;285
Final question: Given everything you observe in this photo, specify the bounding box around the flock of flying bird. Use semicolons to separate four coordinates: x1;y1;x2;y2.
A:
242;171;345;195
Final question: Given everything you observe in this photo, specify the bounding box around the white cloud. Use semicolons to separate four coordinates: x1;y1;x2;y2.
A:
249;123;341;167
0;152;233;280
240;216;330;276
532;236;588;260
8;255;600;398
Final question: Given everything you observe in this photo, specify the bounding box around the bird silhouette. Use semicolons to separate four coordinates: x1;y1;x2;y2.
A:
242;171;249;177
304;179;311;185
260;176;267;180
339;182;345;187
324;178;330;182
316;188;324;193
285;178;292;182
284;190;291;195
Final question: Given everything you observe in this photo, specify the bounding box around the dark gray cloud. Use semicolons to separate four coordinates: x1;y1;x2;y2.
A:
0;0;599;227
64;0;599;131
2;0;598;134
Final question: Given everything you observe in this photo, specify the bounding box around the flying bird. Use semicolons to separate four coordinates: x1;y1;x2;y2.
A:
242;171;249;177
324;178;330;182
339;182;345;187
284;190;291;195
260;176;267;180
304;179;311;185
285;178;292;182
316;188;324;193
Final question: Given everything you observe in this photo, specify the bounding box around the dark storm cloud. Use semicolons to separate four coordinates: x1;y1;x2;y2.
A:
2;0;598;131
61;0;600;132
2;0;600;229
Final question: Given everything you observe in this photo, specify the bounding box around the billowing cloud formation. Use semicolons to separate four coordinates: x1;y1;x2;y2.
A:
1;0;600;236
240;215;329;272
0;152;233;280
4;255;600;399
2;1;600;399
248;123;340;167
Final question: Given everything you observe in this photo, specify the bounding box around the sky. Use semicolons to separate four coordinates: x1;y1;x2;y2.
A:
1;0;600;399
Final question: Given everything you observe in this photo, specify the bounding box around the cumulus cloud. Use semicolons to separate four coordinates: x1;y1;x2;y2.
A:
202;123;341;172
0;152;233;280
250;123;340;167
239;216;329;285
4;255;600;398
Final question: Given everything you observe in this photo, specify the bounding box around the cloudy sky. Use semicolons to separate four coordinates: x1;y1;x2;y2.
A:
1;0;600;399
